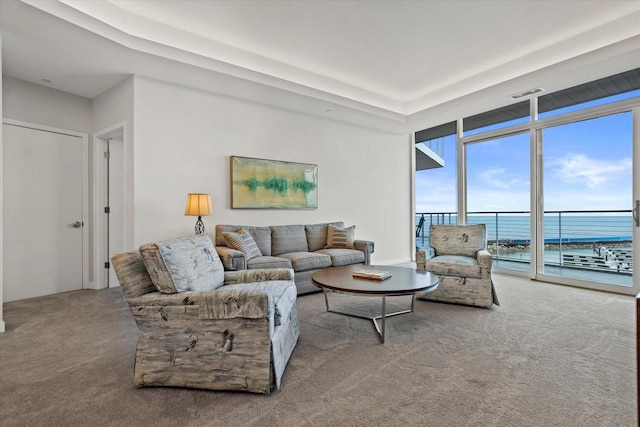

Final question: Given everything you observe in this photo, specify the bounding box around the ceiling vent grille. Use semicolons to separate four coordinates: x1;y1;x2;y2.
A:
510;87;545;99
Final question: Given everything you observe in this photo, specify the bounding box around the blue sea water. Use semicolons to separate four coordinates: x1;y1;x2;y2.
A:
416;214;633;285
417;214;633;243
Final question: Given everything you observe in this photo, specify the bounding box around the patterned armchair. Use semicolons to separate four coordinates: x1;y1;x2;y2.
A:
416;224;499;308
111;240;299;394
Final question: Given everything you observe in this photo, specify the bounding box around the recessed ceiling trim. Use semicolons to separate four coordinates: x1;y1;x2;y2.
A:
23;0;405;115
14;0;640;119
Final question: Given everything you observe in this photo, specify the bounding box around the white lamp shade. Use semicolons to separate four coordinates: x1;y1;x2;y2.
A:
184;193;213;216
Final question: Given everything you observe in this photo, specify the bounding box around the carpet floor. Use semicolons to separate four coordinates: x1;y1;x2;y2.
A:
0;273;636;426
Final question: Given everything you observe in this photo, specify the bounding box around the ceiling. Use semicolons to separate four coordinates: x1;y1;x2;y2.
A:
2;0;640;132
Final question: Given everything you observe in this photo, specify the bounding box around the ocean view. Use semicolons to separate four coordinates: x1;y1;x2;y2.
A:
416;213;634;283
417;213;633;243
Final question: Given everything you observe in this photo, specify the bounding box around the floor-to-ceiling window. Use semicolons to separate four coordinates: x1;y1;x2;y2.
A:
466;132;530;272
415;122;458;248
415;68;640;295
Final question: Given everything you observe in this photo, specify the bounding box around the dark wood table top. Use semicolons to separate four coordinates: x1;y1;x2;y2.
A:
312;264;439;296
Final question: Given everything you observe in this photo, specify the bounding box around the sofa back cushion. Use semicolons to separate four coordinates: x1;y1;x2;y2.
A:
305;221;344;251
271;225;308;255
140;235;224;293
216;224;272;256
429;224;486;257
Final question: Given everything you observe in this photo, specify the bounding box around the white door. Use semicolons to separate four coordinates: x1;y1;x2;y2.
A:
3;123;84;301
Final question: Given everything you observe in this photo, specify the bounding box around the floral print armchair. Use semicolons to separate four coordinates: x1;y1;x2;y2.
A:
416;224;499;308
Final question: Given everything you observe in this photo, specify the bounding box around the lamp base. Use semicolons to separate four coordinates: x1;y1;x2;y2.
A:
195;216;205;234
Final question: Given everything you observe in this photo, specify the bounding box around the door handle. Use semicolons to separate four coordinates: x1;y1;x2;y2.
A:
633;200;639;227
68;221;82;228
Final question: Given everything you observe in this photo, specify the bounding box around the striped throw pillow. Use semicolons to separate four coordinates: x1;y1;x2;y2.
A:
324;224;356;249
223;230;263;261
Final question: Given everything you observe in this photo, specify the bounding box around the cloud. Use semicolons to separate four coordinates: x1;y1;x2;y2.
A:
478;167;528;190
415;171;456;212
467;188;530;212
550;153;631;188
543;189;631;211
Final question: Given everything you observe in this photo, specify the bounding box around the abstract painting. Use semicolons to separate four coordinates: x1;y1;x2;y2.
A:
231;156;318;208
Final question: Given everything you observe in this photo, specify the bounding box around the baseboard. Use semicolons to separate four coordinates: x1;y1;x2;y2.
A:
373;257;413;266
0;320;5;333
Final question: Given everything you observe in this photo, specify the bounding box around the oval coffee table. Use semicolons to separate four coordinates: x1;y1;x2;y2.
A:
312;265;439;343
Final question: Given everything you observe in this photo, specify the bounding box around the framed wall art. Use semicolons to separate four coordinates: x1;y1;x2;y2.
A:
230;156;318;209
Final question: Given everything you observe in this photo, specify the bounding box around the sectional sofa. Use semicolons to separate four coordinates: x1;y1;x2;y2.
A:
215;222;374;294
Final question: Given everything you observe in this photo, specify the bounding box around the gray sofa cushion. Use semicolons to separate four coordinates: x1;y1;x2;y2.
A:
244;226;272;257
271;225;308;256
216;224;272;256
247;256;293;270
315;248;365;266
279;252;332;272
305;221;344;252
426;255;482;279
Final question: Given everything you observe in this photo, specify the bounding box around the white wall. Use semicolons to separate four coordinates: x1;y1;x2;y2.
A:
92;77;135;251
2;76;91;132
133;76;412;264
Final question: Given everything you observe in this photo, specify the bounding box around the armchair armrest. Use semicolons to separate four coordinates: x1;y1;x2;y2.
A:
416;249;427;270
224;268;294;285
354;239;374;265
216;245;247;270
477;249;492;269
126;288;270;321
427;246;436;259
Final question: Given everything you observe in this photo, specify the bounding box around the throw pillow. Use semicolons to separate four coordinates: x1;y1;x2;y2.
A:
305;222;344;251
141;235;224;293
223;230;262;261
324;224;356;249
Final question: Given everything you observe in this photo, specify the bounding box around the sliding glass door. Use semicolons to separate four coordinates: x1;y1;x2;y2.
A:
539;112;633;289
461;105;639;294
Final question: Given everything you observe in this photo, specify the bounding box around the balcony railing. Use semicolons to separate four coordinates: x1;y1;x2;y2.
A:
416;210;633;275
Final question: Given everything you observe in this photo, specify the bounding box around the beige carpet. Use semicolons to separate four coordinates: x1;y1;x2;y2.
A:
0;274;636;426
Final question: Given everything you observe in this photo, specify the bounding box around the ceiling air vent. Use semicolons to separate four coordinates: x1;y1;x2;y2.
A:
510;87;545;99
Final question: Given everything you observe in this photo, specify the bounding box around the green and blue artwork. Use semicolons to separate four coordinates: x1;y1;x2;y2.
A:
231;156;318;208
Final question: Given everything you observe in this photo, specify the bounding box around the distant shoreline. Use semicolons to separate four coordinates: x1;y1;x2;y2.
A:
487;240;632;254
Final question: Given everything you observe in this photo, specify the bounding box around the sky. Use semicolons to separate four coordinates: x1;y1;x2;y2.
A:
415;107;634;214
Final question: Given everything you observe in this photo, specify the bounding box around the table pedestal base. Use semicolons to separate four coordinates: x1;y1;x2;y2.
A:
323;290;416;343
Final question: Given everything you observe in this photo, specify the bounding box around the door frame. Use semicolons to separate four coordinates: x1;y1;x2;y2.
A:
93;122;126;289
1;118;90;291
634;105;640;294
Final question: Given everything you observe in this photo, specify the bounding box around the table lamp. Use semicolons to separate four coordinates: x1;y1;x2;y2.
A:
184;193;213;234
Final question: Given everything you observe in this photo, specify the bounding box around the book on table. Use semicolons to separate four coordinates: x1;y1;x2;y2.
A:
352;270;392;280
